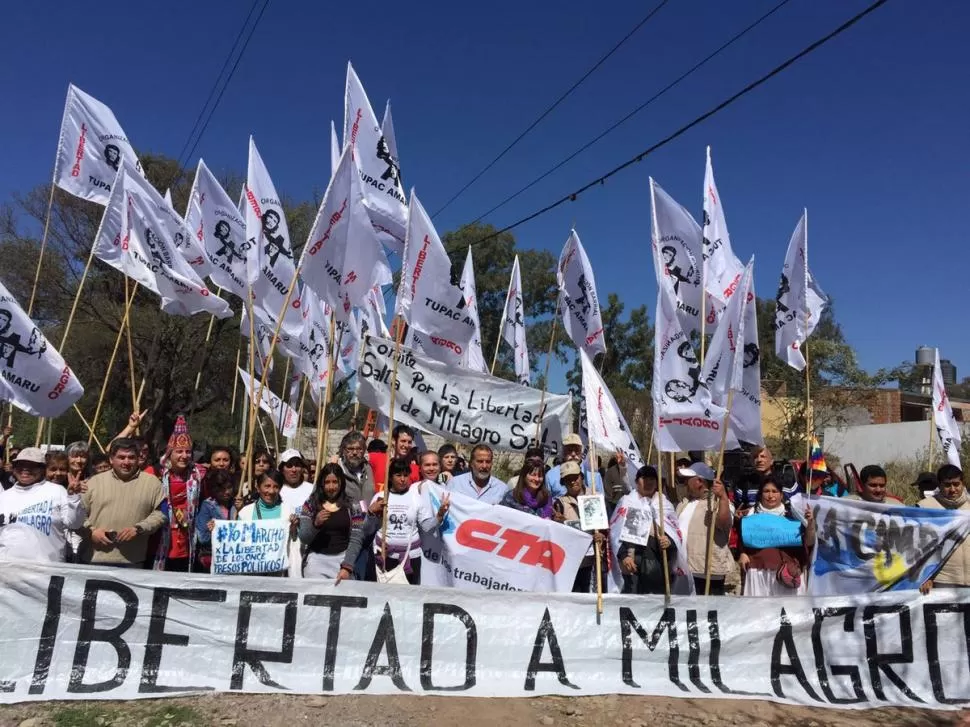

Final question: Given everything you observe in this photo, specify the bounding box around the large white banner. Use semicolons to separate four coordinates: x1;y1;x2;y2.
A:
932;348;963;467
558;230;606;358
238;368;298;437
2;560;970;708
420;484;591;592
0;280;83;417
810;495;970;596
53;84;141;205
357;336;570;454
92;163;232;319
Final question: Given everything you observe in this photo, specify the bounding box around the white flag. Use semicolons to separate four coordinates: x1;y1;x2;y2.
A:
458;247;487;373
187;159;250;299
300;145;390;322
558;230;606;358
0;280;83;417
238;368;297;437
933;349;963;467
359;285;390;339
702;147;745;307
92;162;231;319
330;120;341;180
343;63;407;255
53;84;141;205
294;286;332;392
700;260;762;445
774;210;828;370
164;183;211;276
499;256;530;385
396;191;475;366
243;138;304;340
650;178;703;337
652;206;729;453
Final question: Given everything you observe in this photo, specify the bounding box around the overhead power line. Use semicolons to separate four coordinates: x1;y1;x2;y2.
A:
459;0;890;251
431;0;670;218
468;0;795;226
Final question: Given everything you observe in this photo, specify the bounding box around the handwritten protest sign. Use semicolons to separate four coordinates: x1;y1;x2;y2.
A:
357;335;571;455
211;519;289;575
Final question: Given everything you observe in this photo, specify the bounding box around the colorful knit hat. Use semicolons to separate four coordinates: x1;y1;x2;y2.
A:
809;436;827;477
167;414;192;451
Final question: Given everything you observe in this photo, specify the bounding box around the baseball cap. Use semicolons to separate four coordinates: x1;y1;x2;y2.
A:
560;461;582;478
278;448;304;464
12;447;46;466
562;433;583;448
678;462;716;481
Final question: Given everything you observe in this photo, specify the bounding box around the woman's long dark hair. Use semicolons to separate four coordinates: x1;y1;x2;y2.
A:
310;463;347;511
512;461;549;508
249;447;275;482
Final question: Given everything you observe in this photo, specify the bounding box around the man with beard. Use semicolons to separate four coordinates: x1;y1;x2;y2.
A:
336;431;375;505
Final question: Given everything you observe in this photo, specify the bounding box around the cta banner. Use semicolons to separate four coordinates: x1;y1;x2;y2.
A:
0;561;968;708
357;336;570;455
420;484;591;592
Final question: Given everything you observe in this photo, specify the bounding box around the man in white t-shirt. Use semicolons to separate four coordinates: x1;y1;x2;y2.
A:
278;449;314;513
0;447;86;561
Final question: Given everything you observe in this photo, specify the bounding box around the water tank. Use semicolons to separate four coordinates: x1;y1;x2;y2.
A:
915;346;935;367
941;359;957;386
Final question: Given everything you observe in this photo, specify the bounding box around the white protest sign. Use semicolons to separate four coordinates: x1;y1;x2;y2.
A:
3;560;970;708
211;519;289;575
357;336;569;454
419;485;590;592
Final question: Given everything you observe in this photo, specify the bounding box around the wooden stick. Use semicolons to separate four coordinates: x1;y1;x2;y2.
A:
804;336;812;483
276;356;291;443
124;276;138;413
295;374;309;449
658;444;671;599
189;298;222;421
87;282;139;447
35;237;100;446
319;317;340;463
241;288;260;493
490;269;516;375
72;404;106;454
533;292;561;448
928;414;935;471
589;434;603;616
380;320;406;570
230;344;242;417
705;388;735;596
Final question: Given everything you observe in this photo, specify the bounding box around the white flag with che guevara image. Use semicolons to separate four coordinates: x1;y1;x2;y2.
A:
458;247;487;373
651;220;730;453
243;137;304;341
774;210;828;371
932;348;963;467
702;146;745;310
395;191;475;367
92;162;231;320
344;62;407;255
500;255;530;385
53;84;142;206
299;144;390;323
558;229;606;358
0;279;84;417
650;178;703;338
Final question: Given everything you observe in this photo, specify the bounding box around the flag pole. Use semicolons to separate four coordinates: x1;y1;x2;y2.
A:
242;285;261;493
230;344;242;418
380;319;406;571
705;388;735;595
34;240;100;446
123;277;138;413
277;356;291;438
314;317;338;468
351;328;368;430
928;413;935;471
587;434;604;616
658;442;671;598
86;281;139;447
72;404;106;454
533;291;562;447
188;287;224;421
804;338;812;481
490;268;516;375
295;374;309;451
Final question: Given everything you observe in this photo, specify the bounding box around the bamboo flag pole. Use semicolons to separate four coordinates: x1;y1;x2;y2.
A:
705;388;735;596
188;287;225;421
295;374;309;450
241;286;262;490
35;240;100;446
928;414;936;471
533;292;562;447
123;277;138;413
804;337;812;480
230;344;242;418
87;282;139;447
351;328;368;430
315;317;339;468
490;269;516;375
380;319;407;571
657;443;671;599
276;356;291;438
72;404;106;454
588;435;604;616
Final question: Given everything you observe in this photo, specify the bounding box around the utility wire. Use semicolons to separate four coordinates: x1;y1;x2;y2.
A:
459;0;890;251
174;0;262;171
469;0;795;225
431;0;670;218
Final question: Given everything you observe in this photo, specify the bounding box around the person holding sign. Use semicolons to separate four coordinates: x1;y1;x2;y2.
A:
298;463;366;582
738;476;815;596
194;470;238;572
556;461;606;592
676;463;734;596
363;459;451;585
613;465;677;595
237;471;301;577
501;460;555;519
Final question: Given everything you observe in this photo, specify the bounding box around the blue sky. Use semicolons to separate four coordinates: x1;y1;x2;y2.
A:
1;0;967;389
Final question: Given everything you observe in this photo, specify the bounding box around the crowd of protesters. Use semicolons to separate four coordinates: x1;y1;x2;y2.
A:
0;418;965;596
